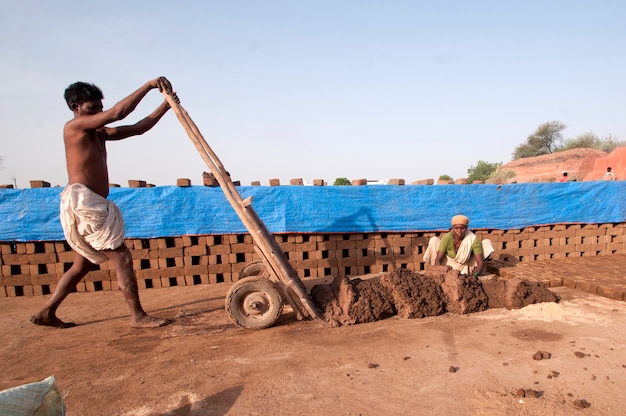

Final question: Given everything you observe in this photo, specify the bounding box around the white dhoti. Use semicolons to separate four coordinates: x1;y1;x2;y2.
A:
59;183;125;264
423;232;494;275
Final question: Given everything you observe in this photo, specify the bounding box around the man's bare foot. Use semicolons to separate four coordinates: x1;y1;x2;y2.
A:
130;315;172;328
30;314;77;329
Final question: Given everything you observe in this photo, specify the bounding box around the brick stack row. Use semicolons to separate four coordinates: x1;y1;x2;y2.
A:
1;223;624;297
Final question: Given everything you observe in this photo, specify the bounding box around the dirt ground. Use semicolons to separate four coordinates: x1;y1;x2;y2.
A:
2;279;626;416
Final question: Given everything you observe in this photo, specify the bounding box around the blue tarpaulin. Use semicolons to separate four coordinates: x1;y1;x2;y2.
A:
1;181;625;242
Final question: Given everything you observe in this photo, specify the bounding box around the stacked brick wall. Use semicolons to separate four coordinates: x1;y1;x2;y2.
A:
1;223;624;297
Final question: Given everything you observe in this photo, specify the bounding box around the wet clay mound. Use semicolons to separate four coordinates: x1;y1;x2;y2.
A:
309;276;396;327
482;277;560;309
378;268;445;319
420;267;489;314
310;268;560;327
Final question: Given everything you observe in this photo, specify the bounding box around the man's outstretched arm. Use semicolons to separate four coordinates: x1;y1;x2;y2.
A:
69;77;172;133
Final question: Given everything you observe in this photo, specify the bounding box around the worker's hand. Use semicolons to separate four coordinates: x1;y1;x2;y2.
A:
153;76;173;94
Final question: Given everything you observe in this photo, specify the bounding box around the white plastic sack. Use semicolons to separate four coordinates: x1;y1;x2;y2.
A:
0;376;65;416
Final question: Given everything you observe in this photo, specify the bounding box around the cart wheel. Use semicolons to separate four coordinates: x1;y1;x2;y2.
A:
240;260;267;279
225;277;284;330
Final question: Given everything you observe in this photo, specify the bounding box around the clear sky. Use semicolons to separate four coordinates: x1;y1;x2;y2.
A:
1;1;625;188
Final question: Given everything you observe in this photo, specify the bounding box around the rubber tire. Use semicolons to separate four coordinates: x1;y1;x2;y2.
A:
225;277;284;330
240;260;267;279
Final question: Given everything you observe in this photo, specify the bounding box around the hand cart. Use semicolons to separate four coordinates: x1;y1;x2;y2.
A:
161;90;320;330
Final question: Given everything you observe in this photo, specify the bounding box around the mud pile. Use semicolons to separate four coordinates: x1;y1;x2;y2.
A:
310;266;560;327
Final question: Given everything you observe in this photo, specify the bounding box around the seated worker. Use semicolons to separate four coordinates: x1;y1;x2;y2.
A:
602;166;616;181
423;214;494;277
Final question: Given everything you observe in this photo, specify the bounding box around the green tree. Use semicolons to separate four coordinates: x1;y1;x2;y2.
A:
560;132;626;153
467;160;501;183
438;174;453;181
513;121;566;160
333;177;352;186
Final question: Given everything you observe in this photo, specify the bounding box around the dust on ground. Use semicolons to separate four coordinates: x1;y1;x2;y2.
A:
1;274;625;415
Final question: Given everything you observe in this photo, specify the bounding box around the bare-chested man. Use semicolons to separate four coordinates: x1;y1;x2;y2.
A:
31;77;178;328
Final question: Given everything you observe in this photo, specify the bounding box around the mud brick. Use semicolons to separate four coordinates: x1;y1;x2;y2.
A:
387;178;405;185
289;178;304;186
349;265;367;275
596;285;625;301
176;178;192;187
161;276;185;287
316;240;337;251
351;178;367;186
565;235;582;246
374;238;392;250
296;240;317;252
575;280;598;295
184;244;208;257
411;235;429;247
230;243;255;254
356;246;374;257
289;259;318;270
576;240;595;251
157;257;184;269
207;273;229;284
130;249;151;260
29;180;50;188
230;234;252;244
8;285;35;296
182;265;208;276
354;239;375;250
183;255;208;267
207;244;230;262
336;241;356;257
312;249;334;261
287;251;305;262
316;258;338;268
357;255;377;266
337;257;358;267
604;243;626;252
561;224;581;237
128;179;146;188
249;180;261;186
130;239;145;250
158;237;184;249
32;285;49;296
596;234;609;245
268;178;280;186
0;286;7;297
228;252;254;264
157;247;183;258
13;243;26;254
182;235;205;247
208;262;232;274
83;270;110;282
73;281;87;292
186;275;209;285
312;179;325;186
498;232;517;243
317;266;339;277
289;235;306;244
389;234;412;246
0;243;11;255
389;245;409;256
28;273;61;286
28;264;55;276
297;267;318;278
